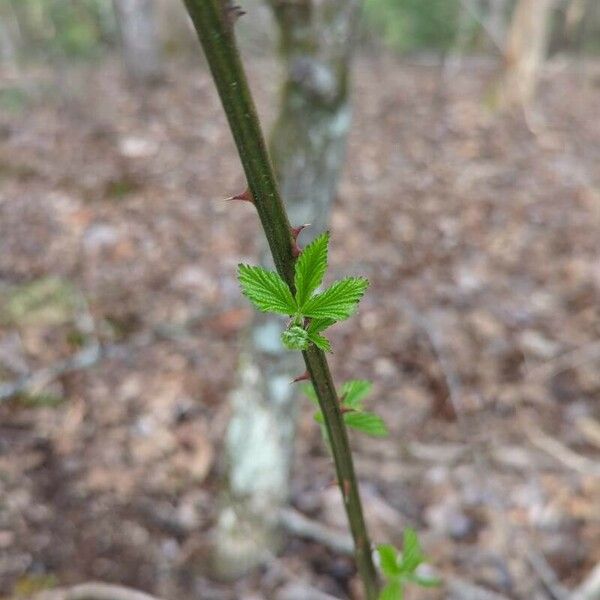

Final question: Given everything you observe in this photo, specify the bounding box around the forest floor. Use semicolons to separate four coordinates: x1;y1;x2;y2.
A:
0;54;599;600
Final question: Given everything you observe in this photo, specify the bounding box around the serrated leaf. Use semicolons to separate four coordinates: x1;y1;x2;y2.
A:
400;528;424;574
377;544;401;579
301;277;369;321
238;264;296;315
294;231;329;307
378;580;402;600
301;382;318;404
341;379;372;410
307;330;331;352
307;317;336;335
344;411;388;437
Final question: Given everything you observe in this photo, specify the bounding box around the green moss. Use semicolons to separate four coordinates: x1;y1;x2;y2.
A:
363;0;462;53
0;87;29;114
0;277;81;327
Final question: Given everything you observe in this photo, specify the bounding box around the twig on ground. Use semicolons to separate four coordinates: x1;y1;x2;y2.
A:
525;425;600;476
0;305;244;403
574;417;600;450
400;302;461;420
525;341;600;383
572;562;600;600
0;343;101;402
275;583;341;600
525;549;571;600
278;508;514;600
31;582;165;600
446;576;511;600
278;507;354;556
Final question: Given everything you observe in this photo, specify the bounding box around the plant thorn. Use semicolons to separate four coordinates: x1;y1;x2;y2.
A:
225;188;253;203
291;371;311;383
225;3;246;25
343;479;351;501
291;223;310;240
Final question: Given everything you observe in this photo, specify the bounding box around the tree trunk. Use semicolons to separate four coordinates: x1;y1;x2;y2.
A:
113;0;162;84
213;0;361;579
488;0;509;45
0;2;20;70
501;0;554;107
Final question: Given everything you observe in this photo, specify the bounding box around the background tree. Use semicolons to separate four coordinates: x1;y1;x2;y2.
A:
500;0;555;107
113;0;162;83
0;2;20;71
487;0;509;44
214;0;362;579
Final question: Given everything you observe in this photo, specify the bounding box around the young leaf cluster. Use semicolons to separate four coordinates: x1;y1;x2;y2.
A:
238;232;368;352
302;379;388;438
376;529;441;599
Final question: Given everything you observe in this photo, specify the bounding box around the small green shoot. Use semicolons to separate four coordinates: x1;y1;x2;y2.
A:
302;379;389;438
238;232;368;352
376;529;441;599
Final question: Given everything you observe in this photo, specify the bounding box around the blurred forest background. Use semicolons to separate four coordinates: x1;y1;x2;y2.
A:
1;1;599;599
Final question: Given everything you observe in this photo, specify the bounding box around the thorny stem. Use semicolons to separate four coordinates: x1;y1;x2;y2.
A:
182;1;379;597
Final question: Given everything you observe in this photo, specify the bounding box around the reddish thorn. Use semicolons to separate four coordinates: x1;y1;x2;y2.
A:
225;188;253;203
340;406;355;414
291;223;310;240
291;224;310;257
225;3;246;25
291;371;311;383
343;479;351;501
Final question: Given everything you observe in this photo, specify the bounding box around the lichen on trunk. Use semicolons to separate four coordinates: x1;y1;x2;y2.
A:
213;0;361;579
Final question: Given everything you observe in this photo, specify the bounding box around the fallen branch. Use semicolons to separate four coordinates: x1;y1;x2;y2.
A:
446;577;511;600
525;340;600;383
0;305;243;403
276;583;341;600
525;548;571;600
525;425;600;476
400;301;461;420
279;507;354;556
0;343;101;403
572;562;600;600
31;582;165;600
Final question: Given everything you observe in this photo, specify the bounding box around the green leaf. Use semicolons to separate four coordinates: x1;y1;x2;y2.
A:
301;382;318;405
301;277;369;321
377;544;401;578
379;580;403;600
306;317;336;335
406;573;442;588
341;379;372;410
294;231;329;307
313;410;324;424
344;411;389;437
400;528;424;573
281;325;309;350
238;264;296;315
307;330;332;352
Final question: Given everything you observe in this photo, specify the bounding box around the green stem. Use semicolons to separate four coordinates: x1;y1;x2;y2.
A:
182;1;379;598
